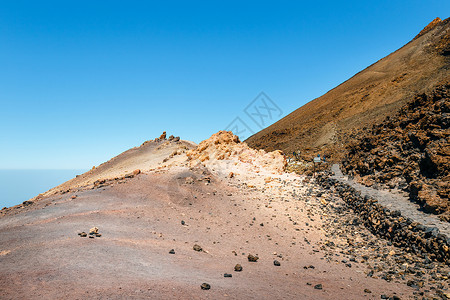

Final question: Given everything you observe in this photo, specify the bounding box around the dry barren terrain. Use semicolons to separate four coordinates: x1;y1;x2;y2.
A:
1;132;449;299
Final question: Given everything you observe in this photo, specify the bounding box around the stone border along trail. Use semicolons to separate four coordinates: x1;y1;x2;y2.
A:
240;167;450;297
316;164;449;264
330;164;450;237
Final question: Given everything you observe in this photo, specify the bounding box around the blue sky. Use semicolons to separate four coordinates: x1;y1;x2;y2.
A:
1;1;448;169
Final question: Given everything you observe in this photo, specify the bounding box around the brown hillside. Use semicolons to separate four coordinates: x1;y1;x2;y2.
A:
246;18;450;161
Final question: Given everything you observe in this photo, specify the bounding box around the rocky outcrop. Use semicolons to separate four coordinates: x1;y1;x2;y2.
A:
414;17;442;39
342;84;450;220
187;131;287;175
159;131;167;140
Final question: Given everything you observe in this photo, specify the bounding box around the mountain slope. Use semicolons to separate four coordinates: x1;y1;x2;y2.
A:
41;134;196;197
246;18;450;160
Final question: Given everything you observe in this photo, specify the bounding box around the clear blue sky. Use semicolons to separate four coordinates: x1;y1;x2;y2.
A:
1;1;448;169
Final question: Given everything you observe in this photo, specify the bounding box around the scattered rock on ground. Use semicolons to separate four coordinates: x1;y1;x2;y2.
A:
248;254;259;262
89;227;99;235
200;283;211;290
193;244;202;252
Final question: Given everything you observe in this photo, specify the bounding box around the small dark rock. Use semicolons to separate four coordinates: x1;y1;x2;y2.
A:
273;260;281;266
169;249;175;254
224;273;232;278
193;244;202;252
406;280;415;287
234;264;243;272
200;283;210;290
181;220;185;225
314;284;323;290
424;226;439;238
391;210;401;217
364;288;371;293
248;254;259;262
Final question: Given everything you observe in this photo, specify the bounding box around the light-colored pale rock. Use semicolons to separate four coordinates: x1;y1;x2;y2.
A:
187;131;287;176
89;227;99;234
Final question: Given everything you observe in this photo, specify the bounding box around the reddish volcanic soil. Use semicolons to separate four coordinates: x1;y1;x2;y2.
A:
0;166;416;299
2;132;448;299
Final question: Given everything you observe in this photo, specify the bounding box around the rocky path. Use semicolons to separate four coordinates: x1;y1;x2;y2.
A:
331;164;450;238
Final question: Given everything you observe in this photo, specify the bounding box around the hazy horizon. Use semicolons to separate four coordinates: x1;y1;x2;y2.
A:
0;169;86;208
